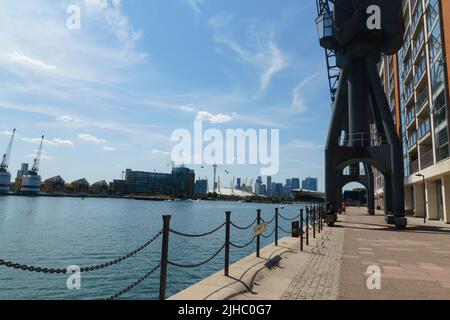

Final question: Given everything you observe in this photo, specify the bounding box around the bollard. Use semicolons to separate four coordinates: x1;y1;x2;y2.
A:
256;209;261;258
159;215;171;300
300;209;304;252
306;207;309;246
275;208;279;246
313;207;316;239
224;211;231;277
317;206;321;234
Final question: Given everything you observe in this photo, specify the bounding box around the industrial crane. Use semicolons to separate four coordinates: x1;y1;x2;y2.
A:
30;135;44;175
0;129;16;194
315;0;339;103
1;129;16;171
316;0;406;228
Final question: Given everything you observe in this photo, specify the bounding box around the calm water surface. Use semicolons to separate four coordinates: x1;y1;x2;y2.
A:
0;196;307;300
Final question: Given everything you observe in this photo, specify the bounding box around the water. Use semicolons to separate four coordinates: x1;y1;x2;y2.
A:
0;196;308;300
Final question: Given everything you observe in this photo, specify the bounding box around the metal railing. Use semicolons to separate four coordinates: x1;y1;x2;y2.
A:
339;133;387;147
0;205;326;300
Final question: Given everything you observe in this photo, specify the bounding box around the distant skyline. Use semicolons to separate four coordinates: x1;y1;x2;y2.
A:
0;0;335;191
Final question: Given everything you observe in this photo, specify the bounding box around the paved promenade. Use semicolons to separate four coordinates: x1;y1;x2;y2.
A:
171;207;450;300
339;208;450;299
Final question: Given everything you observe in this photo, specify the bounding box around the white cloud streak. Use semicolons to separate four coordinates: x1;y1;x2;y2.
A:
78;134;107;144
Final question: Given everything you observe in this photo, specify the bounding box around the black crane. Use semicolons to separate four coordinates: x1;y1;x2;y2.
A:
316;0;407;229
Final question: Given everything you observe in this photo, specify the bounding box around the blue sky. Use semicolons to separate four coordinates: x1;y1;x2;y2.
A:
0;0;332;190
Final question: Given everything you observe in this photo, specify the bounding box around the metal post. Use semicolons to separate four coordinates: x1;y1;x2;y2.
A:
316;206;320;234
275;208;279;246
159;215;171;300
313;207;316;238
224;211;231;277
256;209;261;258
300;209;304;252
306;207;309;246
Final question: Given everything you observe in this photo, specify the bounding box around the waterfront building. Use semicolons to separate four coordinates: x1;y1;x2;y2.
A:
110;179;128;196
376;0;450;222
302;177;318;191
42;176;65;194
195;179;208;195
283;185;293;199
254;176;263;195
285;179;291;187
16;163;29;178
267;176;272;195
90;180;109;195
291;178;300;190
70;178;90;194
125;166;195;198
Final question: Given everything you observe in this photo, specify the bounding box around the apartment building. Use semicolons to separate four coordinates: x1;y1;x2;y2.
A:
376;0;450;222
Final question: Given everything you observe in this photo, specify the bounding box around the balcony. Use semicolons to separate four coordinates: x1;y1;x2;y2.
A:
410;159;419;175
415;87;429;114
408;131;418;150
412;30;425;61
420;149;434;170
418;117;431;140
413;59;426;87
406;108;416;127
401;58;413;81
402;81;414;107
411;1;423;36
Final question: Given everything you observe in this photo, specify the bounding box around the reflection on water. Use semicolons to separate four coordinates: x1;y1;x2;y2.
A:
0;196;307;300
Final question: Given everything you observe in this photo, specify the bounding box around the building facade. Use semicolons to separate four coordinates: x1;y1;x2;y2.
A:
42;176;65;194
302;177;318;191
126;167;195;198
195;179;208;195
377;0;450;222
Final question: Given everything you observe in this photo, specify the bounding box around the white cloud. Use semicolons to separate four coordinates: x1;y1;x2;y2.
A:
83;0;142;46
151;149;170;155
180;105;195;112
78;134;107;144
195;111;235;124
184;0;204;14
21;137;74;147
209;16;287;91
8;51;56;71
0;130;14;136
27;150;53;161
102;146;116;151
57;115;80;123
291;73;321;113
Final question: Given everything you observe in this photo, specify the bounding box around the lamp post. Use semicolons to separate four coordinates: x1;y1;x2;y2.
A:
415;174;426;224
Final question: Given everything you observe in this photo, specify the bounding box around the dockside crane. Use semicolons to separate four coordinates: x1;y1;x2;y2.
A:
1;129;16;171
29;135;44;175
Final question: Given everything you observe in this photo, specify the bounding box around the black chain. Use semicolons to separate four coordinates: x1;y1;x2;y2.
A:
261;215;276;225
168;243;225;268
278;226;291;234
279;213;301;221
261;227;276;239
230;217;258;230
230;236;256;249
0;230;162;274
169;222;225;238
105;263;160;300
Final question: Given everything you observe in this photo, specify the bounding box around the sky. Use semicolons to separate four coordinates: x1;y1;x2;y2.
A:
0;0;334;191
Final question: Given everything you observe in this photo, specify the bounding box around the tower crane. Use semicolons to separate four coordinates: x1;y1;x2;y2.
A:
30;135;44;175
1;129;16;171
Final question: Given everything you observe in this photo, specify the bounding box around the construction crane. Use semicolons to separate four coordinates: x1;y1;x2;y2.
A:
1;129;16;171
30;135;44;175
315;0;340;103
